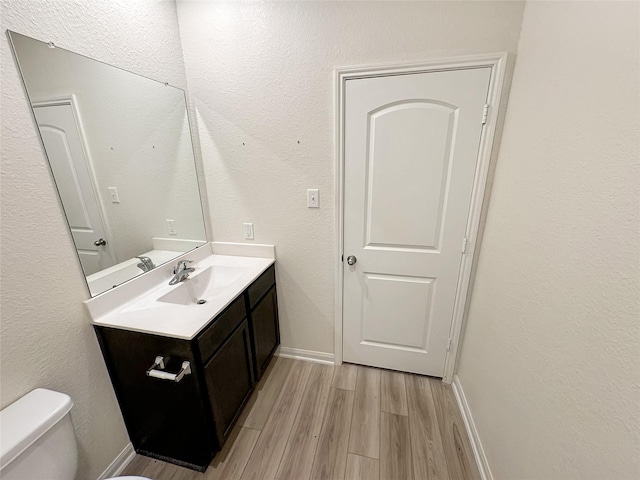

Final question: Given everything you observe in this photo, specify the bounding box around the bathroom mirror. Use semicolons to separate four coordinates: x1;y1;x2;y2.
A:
8;31;207;296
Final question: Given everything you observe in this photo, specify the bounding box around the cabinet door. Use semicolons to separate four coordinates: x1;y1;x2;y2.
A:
251;286;280;379
204;318;254;442
94;327;214;470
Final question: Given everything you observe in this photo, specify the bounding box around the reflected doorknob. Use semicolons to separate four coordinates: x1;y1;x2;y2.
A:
347;255;357;266
94;238;107;246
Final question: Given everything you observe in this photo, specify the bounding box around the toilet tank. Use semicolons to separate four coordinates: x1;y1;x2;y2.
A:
0;389;78;480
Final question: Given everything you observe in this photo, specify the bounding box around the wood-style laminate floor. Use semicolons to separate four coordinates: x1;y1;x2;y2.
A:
121;357;480;480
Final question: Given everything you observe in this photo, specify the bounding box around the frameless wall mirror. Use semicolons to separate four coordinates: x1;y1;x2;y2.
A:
8;31;207;296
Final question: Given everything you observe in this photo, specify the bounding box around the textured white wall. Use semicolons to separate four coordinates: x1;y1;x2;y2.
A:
457;2;640;478
176;0;525;354
0;1;188;478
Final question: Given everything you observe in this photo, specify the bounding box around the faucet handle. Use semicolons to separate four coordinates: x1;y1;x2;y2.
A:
173;259;193;274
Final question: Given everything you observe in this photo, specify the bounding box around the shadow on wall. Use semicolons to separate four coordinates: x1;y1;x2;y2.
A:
271;257;334;352
194;100;336;354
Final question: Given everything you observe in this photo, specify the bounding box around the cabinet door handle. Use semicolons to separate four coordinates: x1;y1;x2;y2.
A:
146;356;192;382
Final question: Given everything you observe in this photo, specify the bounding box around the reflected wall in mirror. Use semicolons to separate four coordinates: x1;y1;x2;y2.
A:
8;31;207;296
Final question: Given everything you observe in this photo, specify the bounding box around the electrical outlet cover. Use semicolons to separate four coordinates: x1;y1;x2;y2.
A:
243;223;254;240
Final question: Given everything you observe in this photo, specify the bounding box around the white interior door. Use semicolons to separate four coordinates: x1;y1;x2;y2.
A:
343;68;491;376
33;102;115;276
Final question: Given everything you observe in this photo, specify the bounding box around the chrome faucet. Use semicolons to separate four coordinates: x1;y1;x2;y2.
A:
169;260;195;285
136;256;156;272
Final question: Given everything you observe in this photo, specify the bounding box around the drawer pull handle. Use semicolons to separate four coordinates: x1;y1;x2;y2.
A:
146;356;191;382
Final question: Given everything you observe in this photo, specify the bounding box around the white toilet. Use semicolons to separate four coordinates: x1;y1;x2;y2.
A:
0;388;150;480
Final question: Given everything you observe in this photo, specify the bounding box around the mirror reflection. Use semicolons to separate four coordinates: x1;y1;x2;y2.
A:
8;31;207;296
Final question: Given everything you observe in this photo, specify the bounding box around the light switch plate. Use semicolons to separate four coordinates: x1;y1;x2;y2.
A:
307;189;319;208
108;187;120;203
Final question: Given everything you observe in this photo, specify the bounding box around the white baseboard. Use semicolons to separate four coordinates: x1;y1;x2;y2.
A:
97;443;136;480
275;346;335;365
451;375;493;480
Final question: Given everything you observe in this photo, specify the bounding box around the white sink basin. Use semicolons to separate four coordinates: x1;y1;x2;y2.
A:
157;266;245;306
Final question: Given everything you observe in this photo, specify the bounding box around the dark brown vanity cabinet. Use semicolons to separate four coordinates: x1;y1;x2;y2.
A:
94;264;279;471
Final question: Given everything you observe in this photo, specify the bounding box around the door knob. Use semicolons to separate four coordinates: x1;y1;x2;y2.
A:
94;238;107;246
347;255;357;266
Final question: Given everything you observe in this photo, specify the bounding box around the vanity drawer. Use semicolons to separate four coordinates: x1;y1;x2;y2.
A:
197;295;246;363
247;265;275;309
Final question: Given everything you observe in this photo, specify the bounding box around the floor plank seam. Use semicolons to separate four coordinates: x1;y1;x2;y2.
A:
347;452;380;462
273;365;316;480
235;428;260;480
306;398;328;480
333;386;355;392
310;385;356;480
305;366;338;480
271;363;313;479
303;366;336;478
343;381;358;463
342;387;357;479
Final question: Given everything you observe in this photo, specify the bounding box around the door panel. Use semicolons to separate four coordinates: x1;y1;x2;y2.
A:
366;101;456;250
361;273;435;350
343;68;491;376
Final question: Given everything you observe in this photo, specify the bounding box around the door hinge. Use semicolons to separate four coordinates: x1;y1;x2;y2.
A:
482;104;489;125
461;237;468;254
447;338;453;352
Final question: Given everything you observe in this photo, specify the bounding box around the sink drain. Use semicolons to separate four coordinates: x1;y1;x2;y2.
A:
197;299;207;305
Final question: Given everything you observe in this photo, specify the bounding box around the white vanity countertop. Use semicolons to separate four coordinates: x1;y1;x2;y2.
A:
90;254;274;340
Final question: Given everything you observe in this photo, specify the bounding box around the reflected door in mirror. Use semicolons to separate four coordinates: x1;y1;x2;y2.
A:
33;100;116;275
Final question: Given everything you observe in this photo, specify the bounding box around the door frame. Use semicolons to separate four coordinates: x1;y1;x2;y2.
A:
32;95;117;269
334;53;509;383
